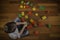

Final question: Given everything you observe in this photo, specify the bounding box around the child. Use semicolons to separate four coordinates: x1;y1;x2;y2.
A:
4;17;29;39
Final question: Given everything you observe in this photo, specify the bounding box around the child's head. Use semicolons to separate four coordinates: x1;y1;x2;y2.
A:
4;22;16;33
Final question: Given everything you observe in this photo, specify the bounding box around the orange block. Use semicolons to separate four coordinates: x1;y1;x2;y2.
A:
31;21;35;25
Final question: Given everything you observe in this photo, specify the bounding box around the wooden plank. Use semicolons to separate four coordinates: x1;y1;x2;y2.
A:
0;4;19;13
38;3;57;6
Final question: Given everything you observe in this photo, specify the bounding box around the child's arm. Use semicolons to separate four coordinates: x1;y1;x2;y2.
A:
16;22;27;25
19;24;27;35
16;22;27;35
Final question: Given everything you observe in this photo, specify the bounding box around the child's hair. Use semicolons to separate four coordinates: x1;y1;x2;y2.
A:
4;22;16;33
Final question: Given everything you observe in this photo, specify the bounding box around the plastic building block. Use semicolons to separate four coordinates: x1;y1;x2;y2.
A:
25;15;28;19
39;6;46;10
41;16;47;20
35;13;38;16
20;5;23;8
21;12;24;16
32;7;36;11
21;1;24;4
18;14;22;18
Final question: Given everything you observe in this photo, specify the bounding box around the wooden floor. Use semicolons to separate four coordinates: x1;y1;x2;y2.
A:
0;25;60;40
0;0;60;40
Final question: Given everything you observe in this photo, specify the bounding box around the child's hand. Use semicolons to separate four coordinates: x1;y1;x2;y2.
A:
16;22;27;25
24;22;28;28
24;22;27;24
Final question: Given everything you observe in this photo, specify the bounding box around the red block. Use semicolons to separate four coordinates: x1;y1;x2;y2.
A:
28;11;32;16
38;22;43;27
25;5;30;8
21;18;25;22
27;24;32;29
34;31;39;36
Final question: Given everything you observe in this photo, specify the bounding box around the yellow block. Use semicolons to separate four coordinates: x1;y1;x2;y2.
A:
30;19;34;23
21;12;24;16
25;15;28;19
42;16;47;20
24;6;25;8
20;5;23;8
35;13;38;16
32;7;36;11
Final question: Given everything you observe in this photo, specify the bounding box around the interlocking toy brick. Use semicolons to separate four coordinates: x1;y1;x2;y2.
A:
41;16;47;20
21;12;24;16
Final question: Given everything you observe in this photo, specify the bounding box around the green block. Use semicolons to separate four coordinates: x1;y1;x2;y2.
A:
48;24;51;28
18;14;22;18
46;24;51;28
21;0;24;4
39;6;46;10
